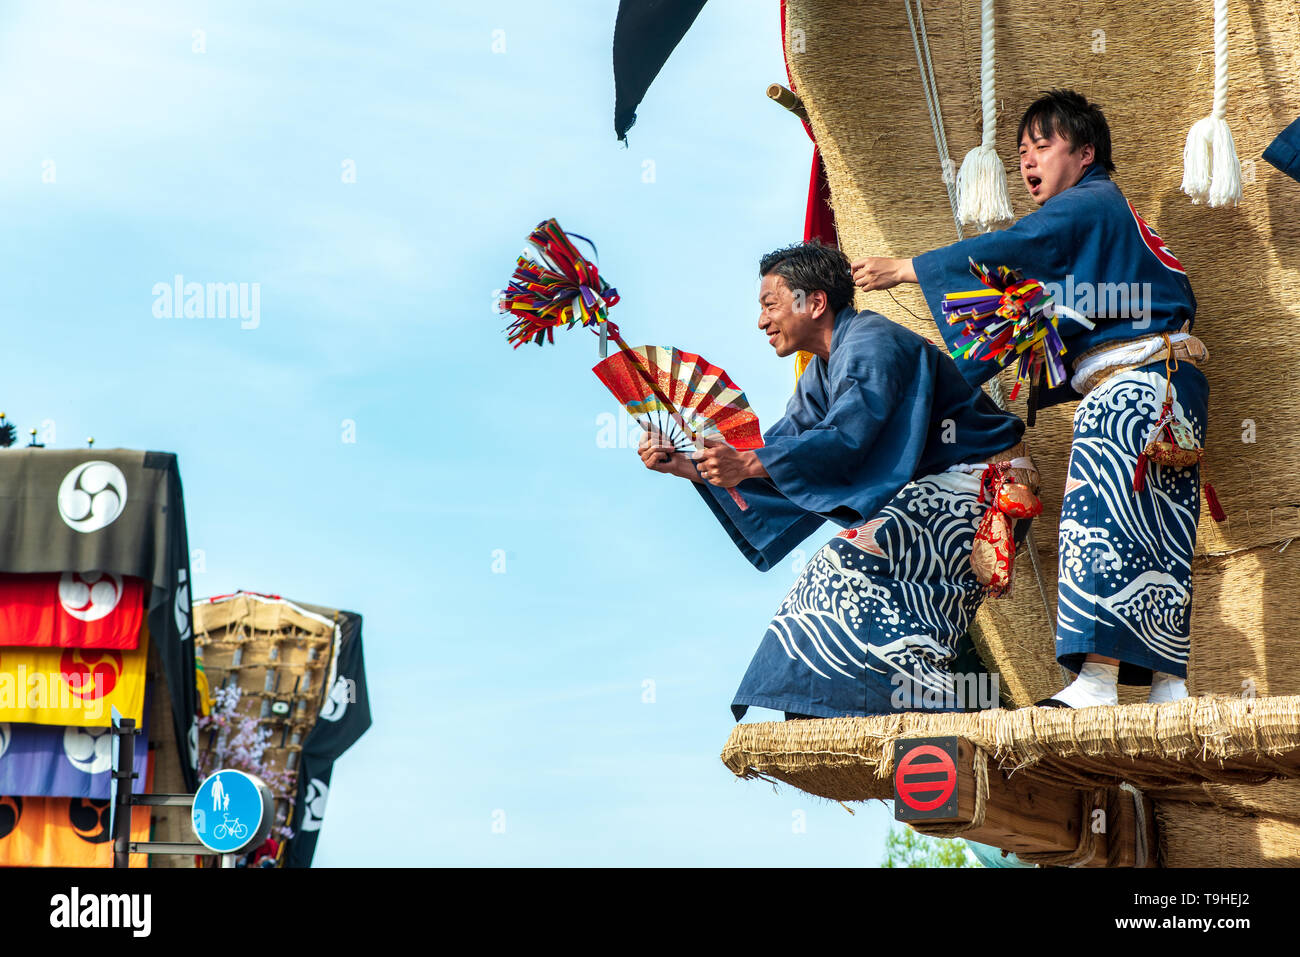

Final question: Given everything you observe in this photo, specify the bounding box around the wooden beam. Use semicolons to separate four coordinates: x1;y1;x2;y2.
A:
893;736;1157;867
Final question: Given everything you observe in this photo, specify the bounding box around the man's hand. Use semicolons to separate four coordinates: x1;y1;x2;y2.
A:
850;256;917;292
637;430;701;482
692;439;766;488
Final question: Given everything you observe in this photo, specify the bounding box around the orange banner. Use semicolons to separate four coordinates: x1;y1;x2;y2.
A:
0;622;149;727
0;753;153;867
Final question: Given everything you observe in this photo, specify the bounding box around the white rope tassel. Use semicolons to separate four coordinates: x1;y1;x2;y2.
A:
1182;0;1241;207
956;0;1013;229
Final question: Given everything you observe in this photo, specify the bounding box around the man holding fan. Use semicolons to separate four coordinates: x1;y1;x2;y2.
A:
639;241;1032;721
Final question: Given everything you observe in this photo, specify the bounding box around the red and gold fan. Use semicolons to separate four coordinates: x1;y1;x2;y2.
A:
593;345;761;509
497;218;761;509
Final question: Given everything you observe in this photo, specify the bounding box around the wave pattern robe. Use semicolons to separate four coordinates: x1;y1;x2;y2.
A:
695;308;1023;718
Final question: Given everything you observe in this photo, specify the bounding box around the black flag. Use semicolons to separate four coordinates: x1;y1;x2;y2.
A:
614;0;708;141
284;606;370;867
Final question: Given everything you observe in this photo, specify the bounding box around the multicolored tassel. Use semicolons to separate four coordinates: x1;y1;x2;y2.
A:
942;258;1070;398
497;218;620;349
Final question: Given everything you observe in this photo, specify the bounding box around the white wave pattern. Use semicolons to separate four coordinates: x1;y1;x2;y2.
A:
765;472;984;689
1097;570;1192;664
1057;368;1201;666
1058;518;1122;579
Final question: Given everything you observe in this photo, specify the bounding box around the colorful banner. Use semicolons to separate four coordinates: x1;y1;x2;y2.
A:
0;572;144;649
0;623;149;727
0;694;150;798
0;754;153;867
0;450;199;791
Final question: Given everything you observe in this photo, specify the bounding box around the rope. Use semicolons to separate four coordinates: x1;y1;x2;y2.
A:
905;0;962;242
1120;782;1150;867
1181;0;1241;207
955;0;1013;227
977;0;996;151
1211;0;1229;122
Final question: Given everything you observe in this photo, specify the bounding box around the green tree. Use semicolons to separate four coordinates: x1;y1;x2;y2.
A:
881;824;979;867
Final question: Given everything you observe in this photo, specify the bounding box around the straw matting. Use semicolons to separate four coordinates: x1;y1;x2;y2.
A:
1158;778;1300;820
1157;802;1300;866
786;0;1300;706
721;696;1300;803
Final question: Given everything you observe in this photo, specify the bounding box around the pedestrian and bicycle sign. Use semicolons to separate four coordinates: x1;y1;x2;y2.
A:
191;769;274;855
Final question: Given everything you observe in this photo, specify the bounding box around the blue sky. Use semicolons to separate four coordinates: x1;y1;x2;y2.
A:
4;0;897;864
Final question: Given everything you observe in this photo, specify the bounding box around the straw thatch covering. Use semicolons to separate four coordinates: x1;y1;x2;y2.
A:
784;0;1300;707
1157;802;1300;866
193;593;343;840
721;695;1300;803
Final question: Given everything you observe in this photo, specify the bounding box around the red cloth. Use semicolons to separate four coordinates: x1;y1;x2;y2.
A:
780;1;837;246
250;837;280;867
0;572;144;649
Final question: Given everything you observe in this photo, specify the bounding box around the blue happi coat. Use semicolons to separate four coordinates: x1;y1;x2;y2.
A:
916;164;1208;684
913;164;1197;407
695;307;1024;570
695;308;1024;719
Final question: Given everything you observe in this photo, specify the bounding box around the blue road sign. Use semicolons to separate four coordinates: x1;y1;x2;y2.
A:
192;769;273;855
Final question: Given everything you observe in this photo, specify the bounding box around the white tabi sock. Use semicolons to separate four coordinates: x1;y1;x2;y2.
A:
1148;671;1188;704
1050;662;1119;708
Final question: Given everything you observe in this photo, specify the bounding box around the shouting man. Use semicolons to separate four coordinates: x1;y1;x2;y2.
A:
638;241;1030;720
852;89;1209;708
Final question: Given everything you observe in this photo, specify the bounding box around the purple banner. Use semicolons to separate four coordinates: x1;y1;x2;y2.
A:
0;691;150;798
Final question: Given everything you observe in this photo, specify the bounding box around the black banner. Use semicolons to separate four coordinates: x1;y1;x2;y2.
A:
284;605;370;867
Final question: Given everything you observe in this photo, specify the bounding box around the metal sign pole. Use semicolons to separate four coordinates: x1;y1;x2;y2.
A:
111;717;136;869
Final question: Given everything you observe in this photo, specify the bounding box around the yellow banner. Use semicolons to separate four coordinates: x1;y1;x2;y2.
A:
0;621;149;726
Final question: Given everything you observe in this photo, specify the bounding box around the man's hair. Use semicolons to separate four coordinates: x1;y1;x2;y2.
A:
759;240;855;315
1017;89;1116;173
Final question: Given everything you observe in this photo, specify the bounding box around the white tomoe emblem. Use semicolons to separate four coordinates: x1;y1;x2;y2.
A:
175;568;192;641
58;571;124;622
301;778;329;831
58;462;128;532
64;726;113;774
318;676;353;723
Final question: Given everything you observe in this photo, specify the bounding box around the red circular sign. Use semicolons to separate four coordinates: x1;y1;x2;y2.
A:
895;744;957;812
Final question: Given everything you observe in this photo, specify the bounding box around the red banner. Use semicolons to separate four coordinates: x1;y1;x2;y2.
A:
0;572;143;649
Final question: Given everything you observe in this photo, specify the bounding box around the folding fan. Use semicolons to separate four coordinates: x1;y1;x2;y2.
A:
594;346;761;509
593;346;761;450
497;218;761;509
